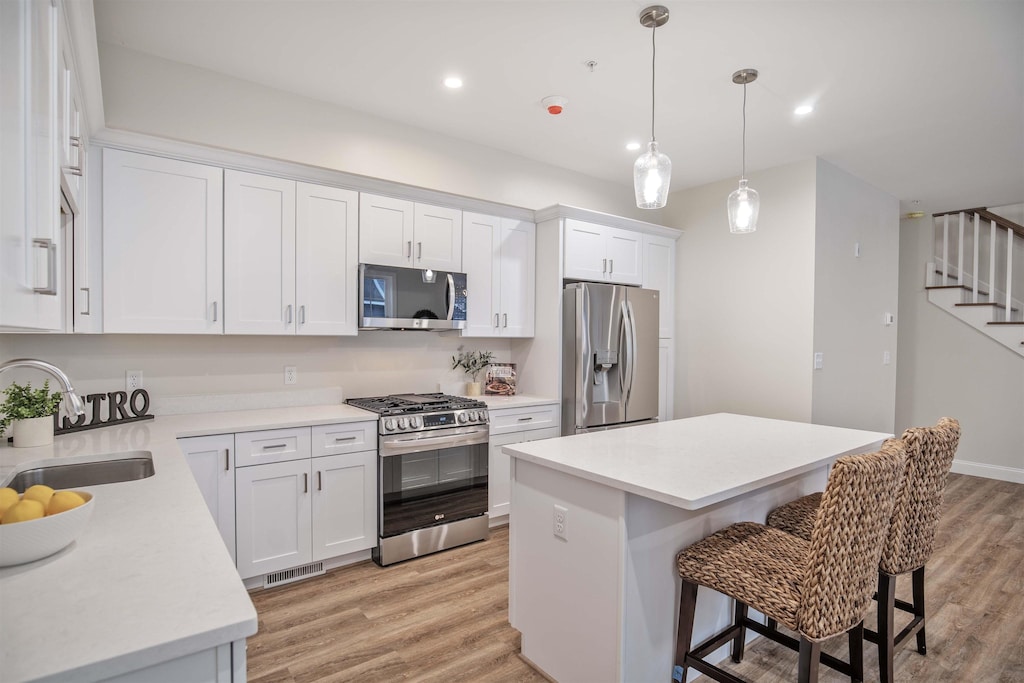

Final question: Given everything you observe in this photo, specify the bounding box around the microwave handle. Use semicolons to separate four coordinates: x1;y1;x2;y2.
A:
446;273;455;320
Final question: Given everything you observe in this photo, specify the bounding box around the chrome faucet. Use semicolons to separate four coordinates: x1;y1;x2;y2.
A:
0;358;87;417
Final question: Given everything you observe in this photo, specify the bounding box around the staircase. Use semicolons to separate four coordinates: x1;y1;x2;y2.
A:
924;207;1024;358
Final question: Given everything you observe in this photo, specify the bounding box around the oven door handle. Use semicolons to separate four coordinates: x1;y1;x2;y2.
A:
380;428;489;457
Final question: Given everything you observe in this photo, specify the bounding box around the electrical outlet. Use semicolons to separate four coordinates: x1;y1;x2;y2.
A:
284;366;297;385
813;352;824;370
883;350;891;365
553;504;568;541
126;370;143;392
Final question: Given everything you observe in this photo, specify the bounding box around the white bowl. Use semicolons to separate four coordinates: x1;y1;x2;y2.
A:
0;491;95;567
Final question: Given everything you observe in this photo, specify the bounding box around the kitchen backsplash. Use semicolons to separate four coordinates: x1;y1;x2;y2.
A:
0;333;517;414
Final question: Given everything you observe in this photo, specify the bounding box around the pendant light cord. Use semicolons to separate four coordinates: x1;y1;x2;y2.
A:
651;22;657;142
741;82;747;180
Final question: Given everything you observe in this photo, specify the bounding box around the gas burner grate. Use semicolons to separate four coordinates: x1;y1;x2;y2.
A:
346;393;486;415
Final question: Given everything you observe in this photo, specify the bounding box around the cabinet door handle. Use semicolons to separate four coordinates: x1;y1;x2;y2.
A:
417;242;422;260
262;443;288;450
303;472;308;493
211;301;218;322
299;305;306;324
317;471;323;491
503;313;508;328
494;313;499;328
407;240;412;258
334;435;357;442
602;258;607;274
80;287;91;316
225;450;230;472
65;136;83;176
609;259;614;274
285;304;293;324
31;239;58;295
517;416;534;422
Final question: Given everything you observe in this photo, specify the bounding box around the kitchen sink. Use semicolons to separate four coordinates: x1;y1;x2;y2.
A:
4;451;155;492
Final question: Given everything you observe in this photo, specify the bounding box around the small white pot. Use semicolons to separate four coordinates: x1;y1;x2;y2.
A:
464;381;482;396
12;416;54;448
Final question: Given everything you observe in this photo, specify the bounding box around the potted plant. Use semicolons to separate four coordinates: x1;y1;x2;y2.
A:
451;350;495;396
0;380;63;448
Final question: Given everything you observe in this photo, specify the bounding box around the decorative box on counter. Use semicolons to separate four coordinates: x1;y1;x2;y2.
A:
485;364;516;396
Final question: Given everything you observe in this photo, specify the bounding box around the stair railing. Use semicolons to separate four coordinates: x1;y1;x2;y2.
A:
932;207;1022;316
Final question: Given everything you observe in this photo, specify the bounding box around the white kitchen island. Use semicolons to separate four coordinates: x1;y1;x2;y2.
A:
504;413;892;683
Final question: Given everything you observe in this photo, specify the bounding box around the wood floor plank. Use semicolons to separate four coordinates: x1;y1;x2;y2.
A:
248;474;1021;682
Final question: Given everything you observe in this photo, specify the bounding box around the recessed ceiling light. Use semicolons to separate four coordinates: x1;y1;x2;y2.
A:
626;142;641;151
794;104;814;116
444;76;463;89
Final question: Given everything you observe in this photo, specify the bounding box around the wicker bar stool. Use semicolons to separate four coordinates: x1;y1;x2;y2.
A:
765;417;961;683
674;440;907;683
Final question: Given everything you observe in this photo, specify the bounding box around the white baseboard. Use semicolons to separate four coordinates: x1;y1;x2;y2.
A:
950;459;1024;484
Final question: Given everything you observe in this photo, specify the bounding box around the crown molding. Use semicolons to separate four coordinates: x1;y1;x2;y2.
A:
534;204;682;239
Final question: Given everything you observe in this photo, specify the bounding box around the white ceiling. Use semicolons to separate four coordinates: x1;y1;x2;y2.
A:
93;0;1023;214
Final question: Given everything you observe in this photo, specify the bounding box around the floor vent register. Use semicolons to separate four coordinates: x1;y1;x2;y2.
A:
263;561;325;588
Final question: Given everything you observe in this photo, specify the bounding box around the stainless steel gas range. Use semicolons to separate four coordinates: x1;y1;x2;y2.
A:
345;393;490;566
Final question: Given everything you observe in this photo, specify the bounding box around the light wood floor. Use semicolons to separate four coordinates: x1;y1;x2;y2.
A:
248;473;1023;682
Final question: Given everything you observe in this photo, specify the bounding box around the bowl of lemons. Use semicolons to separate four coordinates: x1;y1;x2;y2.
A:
0;485;95;567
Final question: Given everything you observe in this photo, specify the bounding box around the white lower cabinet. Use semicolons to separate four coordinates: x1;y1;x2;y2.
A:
311;451;376;560
179;434;236;563
233;423;376;580
235;457;312;579
487;403;560;523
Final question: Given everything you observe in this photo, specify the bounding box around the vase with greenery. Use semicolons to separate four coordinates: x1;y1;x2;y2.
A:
0;380;63;448
451;350;494;396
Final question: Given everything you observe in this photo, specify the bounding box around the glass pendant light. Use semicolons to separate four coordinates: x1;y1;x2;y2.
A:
634;6;671;210
728;68;759;233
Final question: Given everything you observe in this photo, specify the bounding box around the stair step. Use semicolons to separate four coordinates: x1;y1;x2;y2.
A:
955;302;1020;312
987;321;1024;326
925;284;991;297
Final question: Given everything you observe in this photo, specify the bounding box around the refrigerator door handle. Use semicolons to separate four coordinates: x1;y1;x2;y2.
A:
620;300;635;404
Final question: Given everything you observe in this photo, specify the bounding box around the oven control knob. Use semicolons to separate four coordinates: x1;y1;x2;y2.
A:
398;417;408;430
458;413;469;424
409;417;421;429
479;411;488;423
467;411;476;422
384;419;396;432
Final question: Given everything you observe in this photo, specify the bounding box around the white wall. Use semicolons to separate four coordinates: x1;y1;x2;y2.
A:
811;159;900;432
665;160;818;422
896;214;1024;477
0;333;512;412
97;43;647;221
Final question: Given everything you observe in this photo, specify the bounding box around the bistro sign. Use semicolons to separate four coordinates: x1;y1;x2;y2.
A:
54;389;153;434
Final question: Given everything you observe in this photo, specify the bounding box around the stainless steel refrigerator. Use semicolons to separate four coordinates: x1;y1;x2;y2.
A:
562;282;660;435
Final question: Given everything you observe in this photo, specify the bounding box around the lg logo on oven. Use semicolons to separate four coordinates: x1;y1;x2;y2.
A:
434;514;445;521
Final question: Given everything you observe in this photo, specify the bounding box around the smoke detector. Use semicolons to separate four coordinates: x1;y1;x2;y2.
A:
542;96;568;115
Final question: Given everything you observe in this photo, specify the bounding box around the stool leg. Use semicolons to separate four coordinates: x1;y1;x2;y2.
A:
731;600;748;663
798;636;821;683
673;580;698;682
877;572;897;683
913;566;927;655
848;621;864;683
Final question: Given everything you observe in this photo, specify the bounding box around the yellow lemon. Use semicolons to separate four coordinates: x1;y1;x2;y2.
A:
22;484;55;507
2;499;45;524
0;488;19;517
47;490;86;516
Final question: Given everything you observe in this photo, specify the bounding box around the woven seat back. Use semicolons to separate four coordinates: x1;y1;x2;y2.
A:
880;417;961;575
797;440;906;641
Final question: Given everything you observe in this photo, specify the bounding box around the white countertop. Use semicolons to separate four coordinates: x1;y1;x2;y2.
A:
475;394;558;410
0;403;377;683
503;413;892;510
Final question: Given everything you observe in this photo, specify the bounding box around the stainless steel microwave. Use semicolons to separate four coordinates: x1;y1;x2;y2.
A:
359;263;467;330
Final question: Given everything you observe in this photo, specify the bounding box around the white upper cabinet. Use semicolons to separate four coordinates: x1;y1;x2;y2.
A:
57;17;84;211
462;213;536;338
0;0;61;331
224;170;296;335
563;219;642;286
295;182;359;336
642;233;676;338
102;149;223;334
359;193;462;271
198;171;360;336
